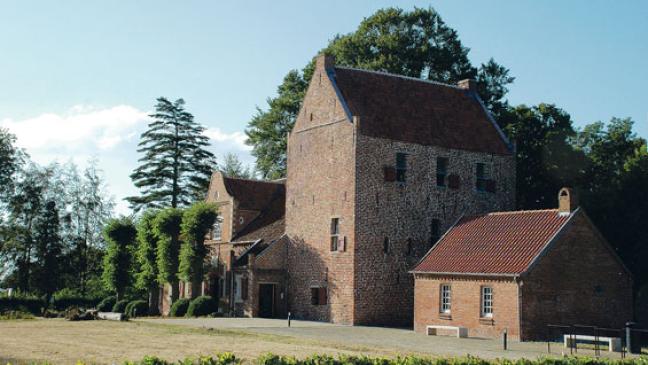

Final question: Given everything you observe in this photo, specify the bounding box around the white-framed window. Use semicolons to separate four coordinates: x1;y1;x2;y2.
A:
440;284;451;314
211;217;223;241
330;218;340;251
234;274;242;303
481;286;493;318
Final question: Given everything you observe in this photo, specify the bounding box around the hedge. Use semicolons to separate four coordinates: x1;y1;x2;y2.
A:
112;299;130;313
186;295;217;317
52;290;101;311
97;296;117;312
125;300;148;318
169;298;190;317
0;294;45;315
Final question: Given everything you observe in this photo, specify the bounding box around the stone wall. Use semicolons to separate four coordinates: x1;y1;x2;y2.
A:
354;133;516;326
519;211;634;340
413;274;520;339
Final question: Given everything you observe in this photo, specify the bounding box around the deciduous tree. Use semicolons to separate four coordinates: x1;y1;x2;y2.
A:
102;217;136;301
154;208;183;303
135;210;160;314
179;202;219;298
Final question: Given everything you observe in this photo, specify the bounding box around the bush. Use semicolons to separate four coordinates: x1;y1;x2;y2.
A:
125;300;148;317
169;298;190;317
52;288;101;311
97;296;117;312
0;293;45;315
112;299;130;313
0;310;35;320
186;295;217;317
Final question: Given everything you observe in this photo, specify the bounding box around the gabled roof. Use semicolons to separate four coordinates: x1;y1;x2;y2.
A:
222;176;284;211
412;209;573;276
331;66;512;155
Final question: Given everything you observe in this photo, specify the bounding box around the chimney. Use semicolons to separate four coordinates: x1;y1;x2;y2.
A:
315;53;335;71
457;79;478;93
558;187;578;214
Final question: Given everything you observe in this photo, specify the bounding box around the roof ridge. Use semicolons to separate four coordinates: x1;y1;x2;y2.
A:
486;209;559;216
334;66;463;90
223;175;283;185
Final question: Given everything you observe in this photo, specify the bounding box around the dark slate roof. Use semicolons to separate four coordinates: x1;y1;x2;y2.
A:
230;178;285;243
332;67;512;155
413;209;572;275
222;176;285;211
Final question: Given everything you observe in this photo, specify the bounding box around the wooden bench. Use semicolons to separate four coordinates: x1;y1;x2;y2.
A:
563;334;622;352
426;325;468;338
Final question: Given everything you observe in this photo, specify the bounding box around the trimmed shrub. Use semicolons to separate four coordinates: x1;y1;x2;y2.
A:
125;300;148;317
112;299;130;313
97;296;117;312
52;289;101;311
169;298;190;317
0;310;35;320
186;295;217;317
0;294;45;315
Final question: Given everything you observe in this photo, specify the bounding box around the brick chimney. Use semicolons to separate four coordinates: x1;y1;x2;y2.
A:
457;79;478;93
558;187;578;214
315;53;335;71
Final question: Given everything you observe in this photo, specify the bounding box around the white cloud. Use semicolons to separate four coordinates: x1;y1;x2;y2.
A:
203;128;251;152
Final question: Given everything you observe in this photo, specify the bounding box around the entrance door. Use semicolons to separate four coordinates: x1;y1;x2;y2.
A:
258;284;275;318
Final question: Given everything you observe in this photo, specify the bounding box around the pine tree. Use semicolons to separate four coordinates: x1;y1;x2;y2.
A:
127;97;216;212
33;201;62;306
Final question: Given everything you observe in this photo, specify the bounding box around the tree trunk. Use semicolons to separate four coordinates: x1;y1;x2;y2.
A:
170;280;179;303
191;278;202;299
148;286;160;315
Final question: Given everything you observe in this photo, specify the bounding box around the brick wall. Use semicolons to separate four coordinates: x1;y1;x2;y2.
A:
354;134;516;326
285;56;356;324
414;274;520;339
519;210;634;340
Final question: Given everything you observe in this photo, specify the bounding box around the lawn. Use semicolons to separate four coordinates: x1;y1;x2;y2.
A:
0;318;392;364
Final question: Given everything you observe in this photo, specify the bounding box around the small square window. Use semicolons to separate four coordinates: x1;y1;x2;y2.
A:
383;237;390;253
311;287;327;305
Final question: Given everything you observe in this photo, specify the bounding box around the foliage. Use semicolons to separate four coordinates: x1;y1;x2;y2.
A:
112;299;130;313
97;296;117;312
154;208;183;286
186;295;217;317
169;298;190;317
0;293;45;315
246;6;514;179
122;353;238;365
127;97;217;212
0;309;35;320
102;217;137;300
0;127;23;201
51;288;100;311
220;153;255;179
32;201;62;304
135;210;159;290
125;299;148;317
179;203;219;293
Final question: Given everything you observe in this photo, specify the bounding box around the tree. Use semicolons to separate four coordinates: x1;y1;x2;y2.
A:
102;217;136;301
220;153;255;179
32;201;62;306
127;97;217;212
498;103;586;209
246;7;514;178
0;128;24;202
135;210;160;314
179;202;219;298
154;208;183;303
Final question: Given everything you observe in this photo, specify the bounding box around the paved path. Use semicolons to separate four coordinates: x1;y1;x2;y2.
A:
137;318;628;360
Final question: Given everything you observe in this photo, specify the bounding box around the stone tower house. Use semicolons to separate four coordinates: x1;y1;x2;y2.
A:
284;55;516;326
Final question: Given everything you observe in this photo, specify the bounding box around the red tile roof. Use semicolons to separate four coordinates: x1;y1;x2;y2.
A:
413;209;572;275
333;67;512;156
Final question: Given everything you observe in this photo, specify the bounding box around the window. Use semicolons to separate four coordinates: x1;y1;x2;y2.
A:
481;286;493;318
396;153;407;183
330;218;340;251
310;287;328;305
476;163;491;192
430;219;441;247
383;237;390;253
440;284;452;314
211;218;222;241
436;157;448;187
406;238;413;256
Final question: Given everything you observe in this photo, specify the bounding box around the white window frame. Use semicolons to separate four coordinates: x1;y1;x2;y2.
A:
440;284;451;314
234;274;243;303
481;286;493;318
212;217;223;241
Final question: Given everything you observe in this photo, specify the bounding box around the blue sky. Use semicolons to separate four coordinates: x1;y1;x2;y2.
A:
1;1;646;214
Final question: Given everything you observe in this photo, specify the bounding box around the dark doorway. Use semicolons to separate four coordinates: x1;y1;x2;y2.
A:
258;284;275;318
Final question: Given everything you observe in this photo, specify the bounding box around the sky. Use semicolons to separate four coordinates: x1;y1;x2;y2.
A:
1;1;646;215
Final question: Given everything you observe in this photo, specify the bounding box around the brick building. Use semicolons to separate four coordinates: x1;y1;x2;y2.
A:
284;55;516;326
412;188;634;340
